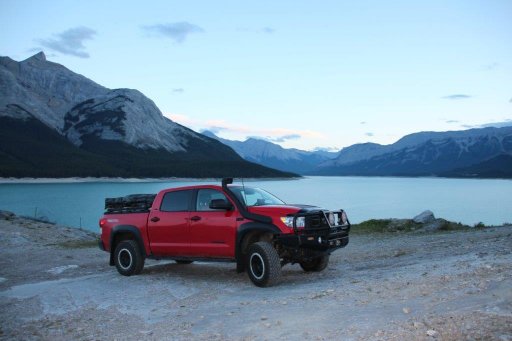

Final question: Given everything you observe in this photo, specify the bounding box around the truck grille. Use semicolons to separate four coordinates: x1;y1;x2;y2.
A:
305;214;329;229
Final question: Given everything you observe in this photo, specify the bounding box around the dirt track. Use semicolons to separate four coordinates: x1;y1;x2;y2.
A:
0;215;511;340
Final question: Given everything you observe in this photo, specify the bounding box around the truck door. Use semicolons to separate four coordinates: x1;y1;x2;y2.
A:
189;188;237;258
147;189;193;256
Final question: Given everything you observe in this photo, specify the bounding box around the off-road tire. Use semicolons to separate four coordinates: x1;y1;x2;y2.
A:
175;260;194;264
300;255;330;272
114;240;145;276
246;242;282;287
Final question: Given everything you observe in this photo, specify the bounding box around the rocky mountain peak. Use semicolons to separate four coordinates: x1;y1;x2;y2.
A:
25;51;47;62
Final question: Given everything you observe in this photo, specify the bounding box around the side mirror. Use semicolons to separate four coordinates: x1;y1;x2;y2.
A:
209;199;233;210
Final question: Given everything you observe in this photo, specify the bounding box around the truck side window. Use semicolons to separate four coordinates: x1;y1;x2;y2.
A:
160;190;191;212
196;189;229;211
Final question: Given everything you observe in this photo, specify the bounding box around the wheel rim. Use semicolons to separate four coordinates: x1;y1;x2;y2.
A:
118;248;133;270
250;253;265;280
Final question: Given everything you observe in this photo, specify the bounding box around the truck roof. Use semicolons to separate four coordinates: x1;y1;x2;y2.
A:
159;184;224;192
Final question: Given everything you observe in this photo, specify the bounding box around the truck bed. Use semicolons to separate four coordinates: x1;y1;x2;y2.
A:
104;194;156;214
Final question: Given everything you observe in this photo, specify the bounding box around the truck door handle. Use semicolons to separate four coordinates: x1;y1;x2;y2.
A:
190;216;201;222
150;216;160;222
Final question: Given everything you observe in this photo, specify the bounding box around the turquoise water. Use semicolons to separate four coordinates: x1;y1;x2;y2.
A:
0;176;510;232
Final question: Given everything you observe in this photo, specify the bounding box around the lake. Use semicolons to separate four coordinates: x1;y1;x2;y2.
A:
0;176;510;232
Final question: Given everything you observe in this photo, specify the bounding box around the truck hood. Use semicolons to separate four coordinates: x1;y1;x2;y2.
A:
248;204;321;216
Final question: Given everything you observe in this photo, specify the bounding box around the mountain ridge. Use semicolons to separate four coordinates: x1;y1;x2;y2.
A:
0;52;294;178
315;126;512;177
202;130;338;174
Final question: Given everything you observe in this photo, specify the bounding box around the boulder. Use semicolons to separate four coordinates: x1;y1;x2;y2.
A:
413;210;435;224
422;218;446;231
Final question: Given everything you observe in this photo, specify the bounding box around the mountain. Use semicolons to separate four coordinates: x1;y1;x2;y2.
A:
0;52;294;178
202;131;338;174
441;154;512;178
315;126;512;177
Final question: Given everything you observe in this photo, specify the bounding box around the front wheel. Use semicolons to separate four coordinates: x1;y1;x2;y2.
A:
300;255;329;272
246;242;282;287
114;240;145;276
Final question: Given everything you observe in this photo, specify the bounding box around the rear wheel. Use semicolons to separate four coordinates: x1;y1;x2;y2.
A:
114;240;145;276
246;242;282;287
300;255;329;272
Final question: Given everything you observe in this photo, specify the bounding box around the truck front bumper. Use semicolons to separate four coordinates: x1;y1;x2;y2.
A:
277;229;349;252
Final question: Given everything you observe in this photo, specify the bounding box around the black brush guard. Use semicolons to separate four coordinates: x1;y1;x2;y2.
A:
277;209;350;260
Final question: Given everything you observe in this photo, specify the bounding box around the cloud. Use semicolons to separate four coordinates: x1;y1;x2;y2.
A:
206;126;227;134
442;94;472;100
509;97;512;103
172;88;184;93
365;132;374;137
236;27;276;34
483;62;499;71
313;146;339;152
445;120;459;124
37;26;96;58
245;135;300;143
460;119;512;129
166;113;323;141
268;134;301;143
246;135;268;141
143;22;204;43
360;121;366;125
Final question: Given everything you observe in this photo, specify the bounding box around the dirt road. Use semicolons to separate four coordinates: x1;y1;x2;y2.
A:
1;214;511;340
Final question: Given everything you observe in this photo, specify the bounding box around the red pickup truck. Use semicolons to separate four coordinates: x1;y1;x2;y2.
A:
99;178;350;287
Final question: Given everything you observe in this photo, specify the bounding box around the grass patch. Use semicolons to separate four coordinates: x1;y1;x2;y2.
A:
438;221;471;231
352;218;475;234
351;219;421;234
56;239;98;249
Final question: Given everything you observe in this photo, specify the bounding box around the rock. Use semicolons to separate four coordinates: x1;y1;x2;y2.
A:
426;329;438;337
413;210;435;224
413;322;423;328
0;210;15;220
402;307;410;314
422;218;450;231
422;219;444;231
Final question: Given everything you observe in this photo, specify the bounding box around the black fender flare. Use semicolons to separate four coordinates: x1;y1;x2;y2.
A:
235;222;282;272
109;225;146;265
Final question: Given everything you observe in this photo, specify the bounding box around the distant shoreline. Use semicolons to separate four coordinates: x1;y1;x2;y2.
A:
0;177;301;184
2;175;511;184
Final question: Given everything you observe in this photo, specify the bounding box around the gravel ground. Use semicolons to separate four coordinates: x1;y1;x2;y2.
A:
0;214;511;340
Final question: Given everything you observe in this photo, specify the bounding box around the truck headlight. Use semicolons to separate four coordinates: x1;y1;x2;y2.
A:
340;210;348;225
280;216;305;228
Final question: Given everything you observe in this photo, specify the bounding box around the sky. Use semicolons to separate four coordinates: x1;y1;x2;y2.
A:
1;0;511;151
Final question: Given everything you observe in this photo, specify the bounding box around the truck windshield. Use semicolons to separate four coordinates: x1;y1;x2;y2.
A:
230;186;286;207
